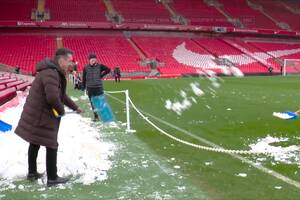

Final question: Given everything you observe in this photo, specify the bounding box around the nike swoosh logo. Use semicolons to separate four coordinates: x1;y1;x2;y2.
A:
173;42;300;68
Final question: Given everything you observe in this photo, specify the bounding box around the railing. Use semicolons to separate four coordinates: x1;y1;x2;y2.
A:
0;20;299;37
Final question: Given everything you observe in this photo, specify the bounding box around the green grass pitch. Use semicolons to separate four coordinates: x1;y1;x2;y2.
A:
3;76;300;200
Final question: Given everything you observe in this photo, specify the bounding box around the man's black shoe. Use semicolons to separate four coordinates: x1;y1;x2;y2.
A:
93;118;99;122
27;172;44;181
47;176;69;187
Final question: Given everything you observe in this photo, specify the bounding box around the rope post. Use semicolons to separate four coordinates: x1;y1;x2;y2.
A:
125;90;136;133
125;90;130;131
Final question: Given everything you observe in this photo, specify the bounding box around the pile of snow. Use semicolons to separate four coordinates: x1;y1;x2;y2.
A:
0;97;115;189
249;135;300;165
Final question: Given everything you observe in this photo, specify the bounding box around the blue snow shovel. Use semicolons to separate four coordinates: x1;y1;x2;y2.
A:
273;111;298;120
91;94;115;123
0;120;12;132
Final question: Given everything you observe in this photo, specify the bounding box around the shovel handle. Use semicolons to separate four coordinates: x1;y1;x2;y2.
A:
52;109;77;118
52;108;60;118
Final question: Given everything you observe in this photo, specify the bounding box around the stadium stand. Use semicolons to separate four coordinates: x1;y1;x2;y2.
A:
111;0;172;24
63;35;150;73
249;41;300;60
228;39;282;73
193;38;268;74
45;0;107;22
171;0;233;27
218;0;280;30
0;35;55;74
0;1;299;77
248;41;300;73
0;0;35;21
131;36;216;75
254;0;300;31
286;0;300;11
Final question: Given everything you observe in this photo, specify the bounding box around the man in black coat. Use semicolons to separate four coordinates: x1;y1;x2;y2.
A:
15;48;83;186
82;53;111;121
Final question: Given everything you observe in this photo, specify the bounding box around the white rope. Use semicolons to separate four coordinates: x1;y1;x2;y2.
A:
106;91;300;189
127;95;268;155
104;90;127;94
105;90;271;155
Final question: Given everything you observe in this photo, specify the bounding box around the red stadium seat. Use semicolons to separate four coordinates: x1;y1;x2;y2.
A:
0;84;6;91
0;78;17;85
16;82;31;91
0;87;17;105
6;80;24;88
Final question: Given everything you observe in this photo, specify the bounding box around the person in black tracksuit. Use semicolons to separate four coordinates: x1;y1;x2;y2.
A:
82;53;111;121
113;67;121;83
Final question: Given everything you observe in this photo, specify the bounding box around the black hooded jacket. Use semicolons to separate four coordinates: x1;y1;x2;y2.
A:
82;63;111;95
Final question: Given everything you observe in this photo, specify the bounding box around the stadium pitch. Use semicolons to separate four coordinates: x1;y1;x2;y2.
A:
1;76;300;199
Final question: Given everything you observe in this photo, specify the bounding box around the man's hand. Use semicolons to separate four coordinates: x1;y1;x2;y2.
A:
76;107;84;114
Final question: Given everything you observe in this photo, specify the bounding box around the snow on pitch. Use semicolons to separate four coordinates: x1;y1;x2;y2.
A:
0;97;115;189
249;135;300;165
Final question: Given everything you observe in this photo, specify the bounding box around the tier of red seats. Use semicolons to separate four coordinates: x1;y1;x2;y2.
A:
172;0;233;27
218;0;280;30
0;77;10;81
0;73;31;105
248;41;300;73
255;0;300;31
0;35;55;74
230;39;282;72
194;38;243;56
63;35;149;73
249;42;300;59
112;0;172;24
6;80;24;88
0;78;17;85
0;34;299;76
0;0;35;21
193;37;268;73
45;0;107;22
132;36;208;74
0;0;299;33
16;82;32;91
286;1;300;10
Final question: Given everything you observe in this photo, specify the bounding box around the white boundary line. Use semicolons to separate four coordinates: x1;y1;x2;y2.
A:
106;93;300;189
